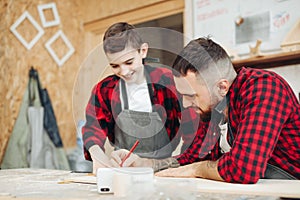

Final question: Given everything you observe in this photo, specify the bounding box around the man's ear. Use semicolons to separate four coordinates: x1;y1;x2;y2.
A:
217;79;230;97
140;43;148;58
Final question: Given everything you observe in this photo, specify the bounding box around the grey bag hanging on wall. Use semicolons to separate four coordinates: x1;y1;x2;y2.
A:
27;72;45;168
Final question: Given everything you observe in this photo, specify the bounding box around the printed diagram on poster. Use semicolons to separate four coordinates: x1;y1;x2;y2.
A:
38;2;60;28
192;0;300;56
10;11;44;50
45;30;75;67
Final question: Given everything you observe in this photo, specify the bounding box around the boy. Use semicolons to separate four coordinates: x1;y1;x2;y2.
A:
82;22;183;173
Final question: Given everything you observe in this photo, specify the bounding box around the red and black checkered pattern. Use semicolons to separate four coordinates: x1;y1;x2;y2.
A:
82;65;182;160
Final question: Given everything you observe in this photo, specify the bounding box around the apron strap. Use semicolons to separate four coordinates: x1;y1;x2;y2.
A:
120;79;129;110
145;69;154;106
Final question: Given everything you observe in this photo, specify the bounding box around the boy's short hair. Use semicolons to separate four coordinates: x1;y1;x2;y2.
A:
103;22;143;54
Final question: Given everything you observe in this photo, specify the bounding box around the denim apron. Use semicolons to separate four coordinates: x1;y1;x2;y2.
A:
113;76;172;159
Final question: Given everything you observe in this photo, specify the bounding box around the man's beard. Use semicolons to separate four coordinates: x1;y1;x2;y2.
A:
200;110;212;122
200;92;221;122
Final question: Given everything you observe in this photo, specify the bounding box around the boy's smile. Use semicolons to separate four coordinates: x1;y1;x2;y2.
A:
107;44;148;84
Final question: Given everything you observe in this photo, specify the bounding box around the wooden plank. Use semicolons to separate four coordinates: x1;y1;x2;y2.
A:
156;177;300;198
83;0;184;35
232;50;300;69
80;0;167;23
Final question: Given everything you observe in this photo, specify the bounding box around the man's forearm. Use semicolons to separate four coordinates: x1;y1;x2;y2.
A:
194;160;224;181
151;157;180;172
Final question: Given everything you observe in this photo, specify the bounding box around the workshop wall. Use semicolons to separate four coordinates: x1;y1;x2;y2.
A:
0;0;174;164
0;0;85;162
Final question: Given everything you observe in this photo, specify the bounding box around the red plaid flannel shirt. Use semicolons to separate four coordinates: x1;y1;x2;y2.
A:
82;65;182;160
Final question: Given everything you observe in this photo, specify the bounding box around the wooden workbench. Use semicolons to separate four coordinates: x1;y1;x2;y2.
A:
0;168;299;200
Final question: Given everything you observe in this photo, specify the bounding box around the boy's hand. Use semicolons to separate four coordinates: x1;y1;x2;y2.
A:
110;149;152;167
89;145;113;174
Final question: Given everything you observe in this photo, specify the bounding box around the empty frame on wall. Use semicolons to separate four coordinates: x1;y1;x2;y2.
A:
38;2;60;28
45;30;75;67
10;2;74;66
10;11;44;50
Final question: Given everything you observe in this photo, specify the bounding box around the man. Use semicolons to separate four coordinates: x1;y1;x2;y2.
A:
112;37;300;184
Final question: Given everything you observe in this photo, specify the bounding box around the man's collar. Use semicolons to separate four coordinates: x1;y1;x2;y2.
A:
214;95;228;114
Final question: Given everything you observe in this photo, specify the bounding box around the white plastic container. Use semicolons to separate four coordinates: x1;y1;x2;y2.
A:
97;167;153;196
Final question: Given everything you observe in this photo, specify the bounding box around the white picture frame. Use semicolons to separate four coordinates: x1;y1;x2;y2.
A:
10;11;44;50
38;2;60;28
45;30;75;67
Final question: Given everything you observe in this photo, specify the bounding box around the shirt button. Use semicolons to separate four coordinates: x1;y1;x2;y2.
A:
213;132;216;136
208;151;211;154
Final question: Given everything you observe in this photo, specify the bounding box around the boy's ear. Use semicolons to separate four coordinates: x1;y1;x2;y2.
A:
140;43;148;58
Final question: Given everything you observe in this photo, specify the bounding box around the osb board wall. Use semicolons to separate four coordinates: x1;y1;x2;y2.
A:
0;0;86;163
0;0;185;163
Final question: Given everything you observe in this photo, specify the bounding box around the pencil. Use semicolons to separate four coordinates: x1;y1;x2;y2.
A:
120;140;139;167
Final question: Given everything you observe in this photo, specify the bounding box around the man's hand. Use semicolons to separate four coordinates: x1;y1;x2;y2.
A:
89;145;113;174
155;160;224;181
110;149;153;167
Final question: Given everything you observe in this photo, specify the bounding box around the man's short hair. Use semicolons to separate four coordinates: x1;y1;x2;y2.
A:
172;37;232;77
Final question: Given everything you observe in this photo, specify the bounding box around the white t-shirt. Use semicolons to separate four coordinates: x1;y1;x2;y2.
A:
219;122;231;153
120;80;152;112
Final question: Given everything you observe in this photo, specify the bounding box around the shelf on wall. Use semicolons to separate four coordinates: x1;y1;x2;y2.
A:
232;50;300;69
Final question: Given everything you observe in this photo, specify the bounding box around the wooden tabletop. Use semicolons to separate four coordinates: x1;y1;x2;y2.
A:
0;168;299;199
